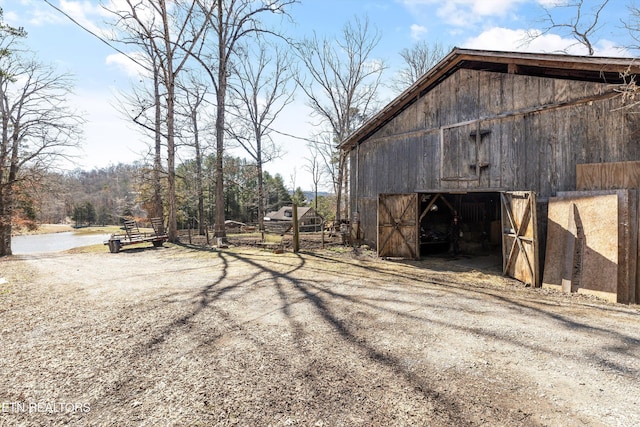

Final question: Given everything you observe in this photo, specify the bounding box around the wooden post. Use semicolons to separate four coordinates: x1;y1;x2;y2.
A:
293;204;300;253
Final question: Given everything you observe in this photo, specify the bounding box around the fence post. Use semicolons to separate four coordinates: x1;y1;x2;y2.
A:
293;204;300;253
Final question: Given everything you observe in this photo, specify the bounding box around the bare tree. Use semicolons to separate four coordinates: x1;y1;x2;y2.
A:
228;40;295;231
391;40;448;93
114;41;167;221
175;73;212;235
104;0;212;242
191;0;297;239
303;141;325;210
623;3;640;53
295;16;386;224
0;38;84;256
528;0;611;55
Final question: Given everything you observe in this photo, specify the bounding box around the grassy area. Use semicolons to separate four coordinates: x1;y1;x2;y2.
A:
13;224;122;236
71;225;122;235
66;243;116;254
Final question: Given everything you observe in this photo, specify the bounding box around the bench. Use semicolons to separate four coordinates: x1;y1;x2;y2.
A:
104;217;168;253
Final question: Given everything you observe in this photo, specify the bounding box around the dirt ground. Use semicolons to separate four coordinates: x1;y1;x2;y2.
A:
1;241;639;426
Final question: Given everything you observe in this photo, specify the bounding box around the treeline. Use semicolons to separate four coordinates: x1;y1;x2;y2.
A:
19;155;336;231
1;3;438;254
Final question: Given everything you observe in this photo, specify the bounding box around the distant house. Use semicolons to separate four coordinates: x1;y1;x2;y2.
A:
224;220;246;232
265;206;324;232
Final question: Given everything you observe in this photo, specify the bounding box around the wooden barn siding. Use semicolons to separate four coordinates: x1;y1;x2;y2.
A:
350;68;640;248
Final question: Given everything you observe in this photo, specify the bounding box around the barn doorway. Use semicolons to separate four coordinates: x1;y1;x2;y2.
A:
418;192;501;259
377;191;539;286
419;191;538;285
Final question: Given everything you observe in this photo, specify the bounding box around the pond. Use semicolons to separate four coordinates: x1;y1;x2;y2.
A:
11;231;111;255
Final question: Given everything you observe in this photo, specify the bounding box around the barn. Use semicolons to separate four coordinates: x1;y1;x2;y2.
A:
340;48;640;304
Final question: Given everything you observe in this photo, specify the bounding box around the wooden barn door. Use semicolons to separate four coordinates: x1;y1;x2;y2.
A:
378;194;419;259
501;191;539;287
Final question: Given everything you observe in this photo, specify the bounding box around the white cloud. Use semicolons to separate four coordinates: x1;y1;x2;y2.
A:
58;0;111;37
399;0;527;26
106;52;150;78
536;0;567;7
462;27;628;57
463;27;566;53
592;39;630;57
410;24;428;40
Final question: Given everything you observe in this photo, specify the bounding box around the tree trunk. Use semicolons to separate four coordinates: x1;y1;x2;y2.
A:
214;97;226;239
152;69;164;220
194;111;205;236
0;129;20;256
161;1;178;243
214;9;227;240
0;189;12;256
257;134;265;232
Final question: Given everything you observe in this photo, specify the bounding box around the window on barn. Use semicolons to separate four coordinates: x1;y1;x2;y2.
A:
441;121;490;182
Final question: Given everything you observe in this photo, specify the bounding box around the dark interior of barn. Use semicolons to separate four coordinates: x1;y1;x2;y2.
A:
418;192;502;259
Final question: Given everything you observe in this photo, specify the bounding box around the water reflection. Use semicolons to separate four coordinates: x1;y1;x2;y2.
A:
12;232;111;254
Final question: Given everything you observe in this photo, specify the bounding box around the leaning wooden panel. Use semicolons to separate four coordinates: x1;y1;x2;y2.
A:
576;163;602;191
378;194;419;259
601;162;623;190
624;161;640;189
544;190;627;303
576;161;640;191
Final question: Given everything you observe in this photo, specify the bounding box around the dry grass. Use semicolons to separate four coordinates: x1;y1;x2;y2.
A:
1;245;639;426
11;224;121;236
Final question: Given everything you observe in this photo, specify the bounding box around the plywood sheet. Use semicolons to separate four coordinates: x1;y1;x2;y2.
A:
542;192;620;302
576;161;640;190
624;161;640;188
576;163;601;191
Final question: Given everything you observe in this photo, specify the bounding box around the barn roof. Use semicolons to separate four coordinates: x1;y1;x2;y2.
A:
340;48;640;150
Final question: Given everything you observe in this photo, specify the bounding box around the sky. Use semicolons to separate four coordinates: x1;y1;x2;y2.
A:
1;0;636;191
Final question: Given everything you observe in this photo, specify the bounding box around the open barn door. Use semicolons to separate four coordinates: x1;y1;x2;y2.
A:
501;191;539;287
378;193;419;259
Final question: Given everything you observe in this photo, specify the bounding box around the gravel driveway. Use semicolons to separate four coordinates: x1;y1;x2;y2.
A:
1;244;639;426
